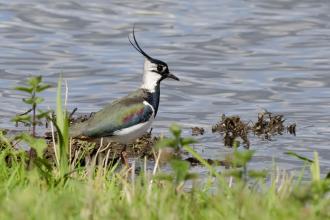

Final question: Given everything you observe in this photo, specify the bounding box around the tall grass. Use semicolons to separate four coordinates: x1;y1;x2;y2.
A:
54;77;69;177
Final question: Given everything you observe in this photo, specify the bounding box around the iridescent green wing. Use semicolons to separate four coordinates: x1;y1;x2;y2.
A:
70;90;153;138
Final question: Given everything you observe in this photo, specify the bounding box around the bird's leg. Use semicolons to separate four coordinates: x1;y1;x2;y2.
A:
121;145;129;167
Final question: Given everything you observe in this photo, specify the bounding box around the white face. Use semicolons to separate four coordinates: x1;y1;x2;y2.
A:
141;59;163;92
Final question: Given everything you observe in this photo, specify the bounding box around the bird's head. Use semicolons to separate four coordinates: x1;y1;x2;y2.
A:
129;26;179;92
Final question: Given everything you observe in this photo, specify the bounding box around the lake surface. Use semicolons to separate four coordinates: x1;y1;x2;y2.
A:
0;0;329;175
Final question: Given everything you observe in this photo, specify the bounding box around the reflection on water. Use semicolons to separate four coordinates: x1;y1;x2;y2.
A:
0;0;329;174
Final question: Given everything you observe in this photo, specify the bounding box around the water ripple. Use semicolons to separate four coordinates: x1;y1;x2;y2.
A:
0;0;329;174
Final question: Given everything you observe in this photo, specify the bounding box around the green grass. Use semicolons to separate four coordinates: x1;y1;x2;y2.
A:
0;152;329;220
0;76;329;220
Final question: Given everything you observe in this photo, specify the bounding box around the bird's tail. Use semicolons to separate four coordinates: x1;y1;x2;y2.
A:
69;122;86;138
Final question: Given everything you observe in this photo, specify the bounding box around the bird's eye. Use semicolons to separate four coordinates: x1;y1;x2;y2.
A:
157;65;163;72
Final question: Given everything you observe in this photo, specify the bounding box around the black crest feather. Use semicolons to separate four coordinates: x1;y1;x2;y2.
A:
128;24;153;61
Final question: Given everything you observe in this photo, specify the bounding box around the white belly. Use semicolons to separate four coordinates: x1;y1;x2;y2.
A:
111;118;154;144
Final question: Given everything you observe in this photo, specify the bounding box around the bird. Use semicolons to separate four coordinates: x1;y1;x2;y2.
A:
69;27;180;145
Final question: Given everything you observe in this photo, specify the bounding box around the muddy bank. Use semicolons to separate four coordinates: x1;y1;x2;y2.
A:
43;132;158;167
1;110;297;167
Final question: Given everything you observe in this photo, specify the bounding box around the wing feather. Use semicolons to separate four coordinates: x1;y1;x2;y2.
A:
70;93;153;138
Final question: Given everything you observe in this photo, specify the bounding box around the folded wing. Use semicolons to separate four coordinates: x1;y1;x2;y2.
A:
70;94;153;138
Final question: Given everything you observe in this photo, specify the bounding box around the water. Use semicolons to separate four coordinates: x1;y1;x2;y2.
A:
0;0;329;175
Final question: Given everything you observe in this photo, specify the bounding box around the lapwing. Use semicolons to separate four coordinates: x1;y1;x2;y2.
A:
70;27;180;146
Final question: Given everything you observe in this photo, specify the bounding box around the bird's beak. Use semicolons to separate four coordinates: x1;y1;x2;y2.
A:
167;73;180;81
